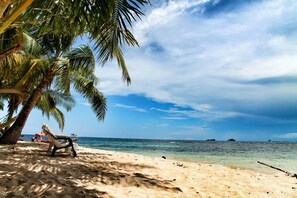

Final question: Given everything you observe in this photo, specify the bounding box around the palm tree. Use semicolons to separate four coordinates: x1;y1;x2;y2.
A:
0;32;74;134
0;31;106;144
0;1;149;143
1;0;149;80
24;0;149;82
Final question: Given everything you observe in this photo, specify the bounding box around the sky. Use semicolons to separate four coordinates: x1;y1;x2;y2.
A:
6;0;297;141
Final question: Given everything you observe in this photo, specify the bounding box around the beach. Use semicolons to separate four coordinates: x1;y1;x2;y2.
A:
0;142;296;198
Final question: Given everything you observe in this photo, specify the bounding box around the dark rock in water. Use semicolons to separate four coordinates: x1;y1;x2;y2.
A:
227;138;236;141
206;139;215;141
162;156;166;159
268;139;271;142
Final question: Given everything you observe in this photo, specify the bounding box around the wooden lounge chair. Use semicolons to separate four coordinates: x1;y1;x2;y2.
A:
41;124;77;157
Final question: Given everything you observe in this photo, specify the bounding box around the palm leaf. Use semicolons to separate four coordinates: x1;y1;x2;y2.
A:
66;45;95;74
0;116;17;129
0;100;4;110
72;72;107;120
0;0;34;34
35;90;75;129
44;90;75;111
22;32;42;56
50;107;65;130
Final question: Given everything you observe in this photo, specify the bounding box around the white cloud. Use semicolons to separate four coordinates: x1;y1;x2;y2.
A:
113;103;147;113
275;133;297;139
161;116;188;120
81;102;91;106
96;0;297;122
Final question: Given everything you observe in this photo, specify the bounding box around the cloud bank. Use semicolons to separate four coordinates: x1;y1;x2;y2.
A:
96;0;297;125
275;133;297;139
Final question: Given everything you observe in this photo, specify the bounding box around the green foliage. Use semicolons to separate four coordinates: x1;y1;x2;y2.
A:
0;0;149;133
20;0;149;84
0;100;3;111
36;90;75;130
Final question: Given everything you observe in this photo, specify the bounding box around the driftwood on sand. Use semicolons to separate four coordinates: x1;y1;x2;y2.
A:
257;161;297;179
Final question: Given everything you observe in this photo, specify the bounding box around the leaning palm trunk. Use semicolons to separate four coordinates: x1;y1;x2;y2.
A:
0;78;48;144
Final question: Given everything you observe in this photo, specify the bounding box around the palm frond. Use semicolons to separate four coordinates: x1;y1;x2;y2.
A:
89;88;107;121
35;90;74;129
22;32;42;56
0;116;17;129
72;72;107;120
0;0;34;34
50;107;65;130
53;58;71;94
66;45;95;74
0;27;22;54
114;46;131;84
0;100;4;110
13;59;43;89
44;90;75;111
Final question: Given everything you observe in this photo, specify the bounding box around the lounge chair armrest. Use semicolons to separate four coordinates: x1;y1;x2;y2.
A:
54;136;70;140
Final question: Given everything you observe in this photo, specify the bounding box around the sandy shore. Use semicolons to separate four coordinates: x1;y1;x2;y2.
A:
0;142;296;198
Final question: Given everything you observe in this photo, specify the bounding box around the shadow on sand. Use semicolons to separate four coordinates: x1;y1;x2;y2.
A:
0;143;181;197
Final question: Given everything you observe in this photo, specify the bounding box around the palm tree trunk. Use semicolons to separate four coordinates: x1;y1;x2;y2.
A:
5;98;16;131
0;78;48;144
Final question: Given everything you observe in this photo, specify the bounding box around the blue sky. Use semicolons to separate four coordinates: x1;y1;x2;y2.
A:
8;0;297;141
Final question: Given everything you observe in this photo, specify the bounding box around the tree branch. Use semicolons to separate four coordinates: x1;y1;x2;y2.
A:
0;88;27;94
0;43;21;58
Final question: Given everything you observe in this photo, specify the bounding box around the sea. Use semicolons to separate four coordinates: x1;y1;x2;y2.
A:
23;135;297;174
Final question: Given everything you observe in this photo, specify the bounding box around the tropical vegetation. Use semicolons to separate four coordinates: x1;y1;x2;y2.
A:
0;0;149;144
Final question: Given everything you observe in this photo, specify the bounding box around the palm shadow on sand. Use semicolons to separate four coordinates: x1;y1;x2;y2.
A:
0;143;182;197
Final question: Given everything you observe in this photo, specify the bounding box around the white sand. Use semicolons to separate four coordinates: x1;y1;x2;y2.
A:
0;142;296;197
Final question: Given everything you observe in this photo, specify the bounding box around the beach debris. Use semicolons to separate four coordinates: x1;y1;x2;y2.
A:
162;156;166;159
257;161;297;179
177;163;183;167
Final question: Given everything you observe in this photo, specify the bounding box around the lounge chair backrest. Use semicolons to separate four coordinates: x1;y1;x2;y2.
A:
42;124;57;139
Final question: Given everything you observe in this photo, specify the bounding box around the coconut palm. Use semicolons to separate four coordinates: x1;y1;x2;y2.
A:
1;0;149;81
0;0;149;143
0;32;75;133
0;32;106;144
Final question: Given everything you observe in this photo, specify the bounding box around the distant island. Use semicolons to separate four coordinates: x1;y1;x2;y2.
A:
227;138;236;141
206;139;216;141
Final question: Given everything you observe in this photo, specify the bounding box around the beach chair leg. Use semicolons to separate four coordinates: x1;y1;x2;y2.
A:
72;145;77;157
69;141;77;157
48;143;53;152
66;138;77;157
51;146;57;157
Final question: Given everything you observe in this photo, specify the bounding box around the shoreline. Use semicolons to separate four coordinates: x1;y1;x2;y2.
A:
79;145;294;175
0;142;296;197
81;146;261;172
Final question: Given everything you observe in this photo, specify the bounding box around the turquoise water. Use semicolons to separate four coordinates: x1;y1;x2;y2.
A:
24;135;297;173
